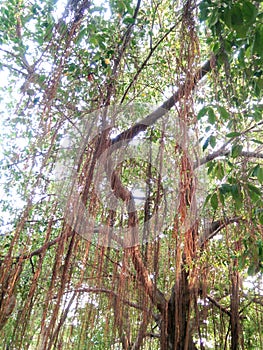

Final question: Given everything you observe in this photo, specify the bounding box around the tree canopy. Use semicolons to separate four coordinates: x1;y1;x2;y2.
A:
0;0;262;349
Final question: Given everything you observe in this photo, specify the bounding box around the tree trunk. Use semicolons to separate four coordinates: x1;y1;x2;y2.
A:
230;267;240;350
160;262;197;350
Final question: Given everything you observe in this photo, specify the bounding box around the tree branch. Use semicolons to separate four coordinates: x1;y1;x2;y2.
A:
206;294;231;317
18;228;73;261
120;20;181;103
197;120;263;167
197;149;263;168
195;141;231;168
104;0;142;107
112;59;214;146
240;151;263;159
201;216;243;247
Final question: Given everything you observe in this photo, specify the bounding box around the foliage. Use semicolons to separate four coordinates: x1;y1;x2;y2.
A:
0;0;262;349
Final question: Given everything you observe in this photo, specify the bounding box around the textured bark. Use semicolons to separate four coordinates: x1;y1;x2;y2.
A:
230;268;240;350
166;266;198;350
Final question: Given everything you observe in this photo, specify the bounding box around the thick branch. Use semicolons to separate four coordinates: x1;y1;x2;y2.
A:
196;142;231;168
206;294;231;317
197;120;263;168
18;228;73;261
111;59;213;146
103;155;166;310
198;149;263;168
240;151;263;159
201;216;243;247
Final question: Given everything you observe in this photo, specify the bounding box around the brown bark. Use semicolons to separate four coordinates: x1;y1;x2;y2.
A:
165;264;198;350
230;267;240;350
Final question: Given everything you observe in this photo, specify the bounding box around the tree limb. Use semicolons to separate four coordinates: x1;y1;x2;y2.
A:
240;151;263;159
197;120;263;167
195;141;231;168
200;216;243;247
206;294;231;317
104;0;142;107
197;149;263;168
111;58;214;146
120;20;181;103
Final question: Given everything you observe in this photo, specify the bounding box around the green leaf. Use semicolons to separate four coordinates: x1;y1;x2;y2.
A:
208;107;216;124
199;1;210;22
247;263;257;276
231;184;243;209
222;7;231;28
212;42;220;54
253;26;263;58
231;144;243;158
90;35;98;45
253;110;262;122
76;29;86;45
238;255;246;269
247;183;262;202
255;78;263;93
216;163;224;180
203;193;211;207
226;132;241;138
257;168;263;184
123;0;134;15
257;240;263;257
242;1;257;24
208;10;219;27
251;139;263;145
123;17;136;25
235;25;249;39
220;183;233;194
247;183;261;196
217;106;229;120
252;164;260;177
253;165;263;184
207;161;215;175
219;190;225;206
231;184;239;198
210;192;218;211
203;137;210;151
197;106;208;120
209;135;216;148
230;5;243;26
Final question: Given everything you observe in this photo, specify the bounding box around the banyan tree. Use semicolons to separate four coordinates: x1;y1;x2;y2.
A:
0;0;262;349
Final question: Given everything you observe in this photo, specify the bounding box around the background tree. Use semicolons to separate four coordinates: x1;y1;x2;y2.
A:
0;0;262;349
